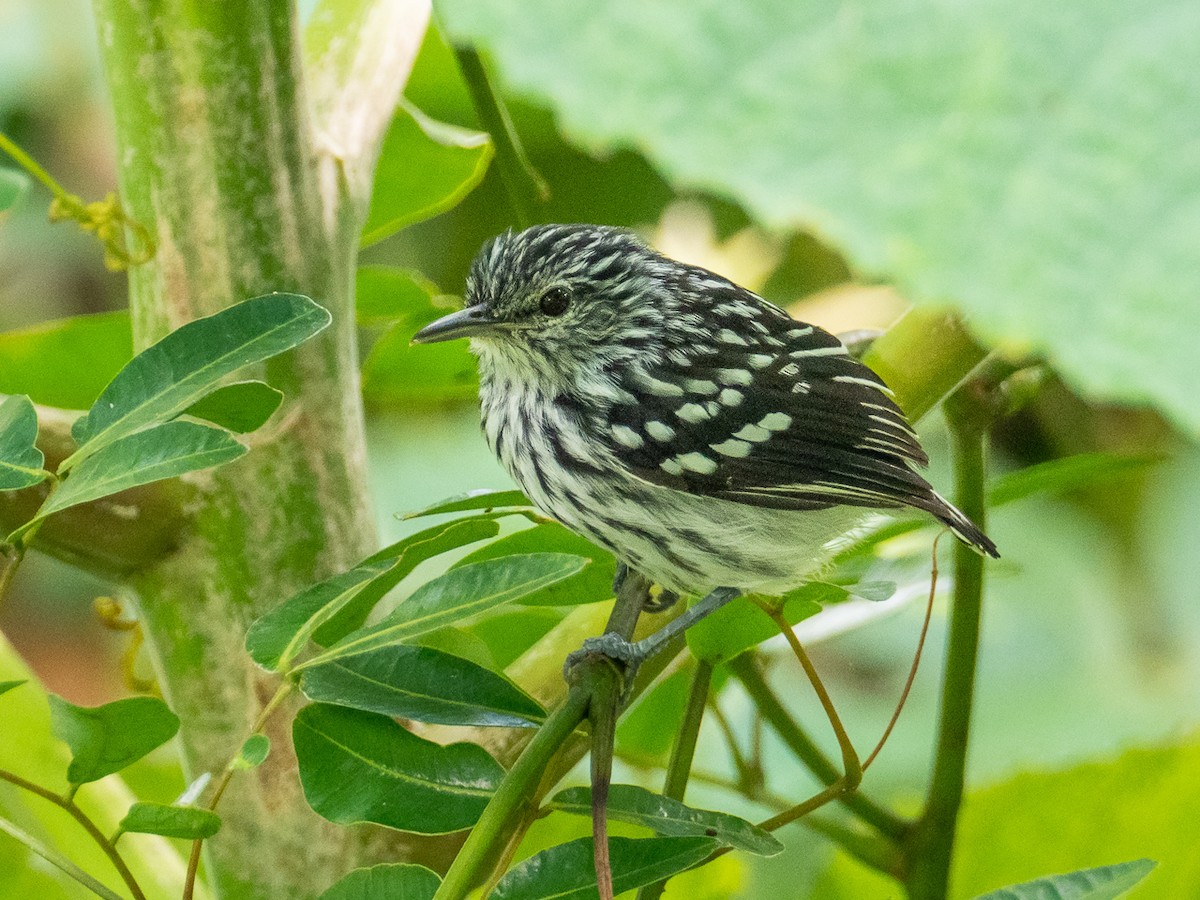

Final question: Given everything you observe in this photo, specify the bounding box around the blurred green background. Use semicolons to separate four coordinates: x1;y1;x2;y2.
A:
2;0;1198;896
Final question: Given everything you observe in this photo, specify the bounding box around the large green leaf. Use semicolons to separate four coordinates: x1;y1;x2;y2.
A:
118;803;222;841
361;102;493;247
355;265;440;325
452;522;617;606
403;489;531;519
320;864;441;900
302;553;588;668
987;453;1160;508
361;306;479;406
439;0;1200;434
66;293;330;466
293;704;503;834
490;836;719;900
0;395;46;490
299;643;545;727
976;860;1156;900
48;695;179;784
954;739;1200;898
549;785;782;856
0;311;132;410
15;421;245;539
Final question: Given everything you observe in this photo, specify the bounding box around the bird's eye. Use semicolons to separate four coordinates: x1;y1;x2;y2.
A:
539;287;571;317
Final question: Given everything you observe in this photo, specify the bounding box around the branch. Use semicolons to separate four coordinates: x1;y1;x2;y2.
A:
0;406;185;576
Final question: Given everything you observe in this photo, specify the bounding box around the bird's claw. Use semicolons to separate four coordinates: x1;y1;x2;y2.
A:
563;633;646;702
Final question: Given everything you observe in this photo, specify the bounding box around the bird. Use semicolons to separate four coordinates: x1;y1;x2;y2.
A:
413;223;998;666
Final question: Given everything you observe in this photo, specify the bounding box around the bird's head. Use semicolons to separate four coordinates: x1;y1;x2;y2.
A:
413;224;674;386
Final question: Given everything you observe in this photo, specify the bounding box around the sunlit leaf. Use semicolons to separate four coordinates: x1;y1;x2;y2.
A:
402;489;531;519
15;421;245;539
49;695;179;784
304;553;588;668
319;863;441;900
118;803;221;840
0;311;132;409
182;380;283;433
361;103;493;247
0;395;46;490
0;679;27;698
453;522;617;606
66;293;330;466
293;704;503;833
300;643;545;727
491;835;719;900
976;859;1156;900
549;785;783;856
467;606;567;670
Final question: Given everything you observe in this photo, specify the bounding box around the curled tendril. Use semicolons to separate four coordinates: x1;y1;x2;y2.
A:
49;192;155;272
94;596;157;695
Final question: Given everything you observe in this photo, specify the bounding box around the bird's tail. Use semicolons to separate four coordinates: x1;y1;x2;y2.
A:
925;492;1000;558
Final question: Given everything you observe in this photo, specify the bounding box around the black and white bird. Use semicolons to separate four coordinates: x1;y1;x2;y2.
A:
414;224;997;662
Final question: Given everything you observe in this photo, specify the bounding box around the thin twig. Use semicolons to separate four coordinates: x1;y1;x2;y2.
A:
862;532;944;771
0;768;147;900
0;814;125;900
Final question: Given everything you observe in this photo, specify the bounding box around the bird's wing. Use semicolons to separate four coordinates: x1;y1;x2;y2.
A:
601;283;936;513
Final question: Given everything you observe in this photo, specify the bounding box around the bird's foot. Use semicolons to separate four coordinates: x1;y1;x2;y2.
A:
642;588;679;613
563;633;646;701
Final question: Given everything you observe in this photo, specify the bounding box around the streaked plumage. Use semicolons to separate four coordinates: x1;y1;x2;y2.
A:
415;224;997;597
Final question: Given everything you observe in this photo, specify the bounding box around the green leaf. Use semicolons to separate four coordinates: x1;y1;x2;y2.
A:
118;803;221;840
304;553;588;668
0;169;28;214
48;695;179;784
247;518;502;671
851;580;897;602
362;308;479;406
976;859;1157;900
491;835;720;900
246;559;394;672
687;590;825;663
182;380;283;433
0;679;27;698
66;293;330;465
319;864;441;900
361;102;493;247
988;453;1161;508
439;1;1200;434
355;266;440;325
453;522;617;606
299;643;545;728
0;395;46;490
0;312;132;410
402;489;532;519
549;784;783;856
293;704;503;833
231;734;271;770
15;421;245;538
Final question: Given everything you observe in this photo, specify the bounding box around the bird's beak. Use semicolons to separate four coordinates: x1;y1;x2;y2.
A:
411;305;501;344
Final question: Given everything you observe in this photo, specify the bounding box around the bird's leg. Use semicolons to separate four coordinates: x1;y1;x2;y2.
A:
565;586;741;690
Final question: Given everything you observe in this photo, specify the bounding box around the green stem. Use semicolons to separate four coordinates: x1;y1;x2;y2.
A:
636;659;713;900
0;814;125;900
0;769;147;900
434;573;651;899
904;394;988;899
0;131;70;198
729;655;908;841
453;44;548;228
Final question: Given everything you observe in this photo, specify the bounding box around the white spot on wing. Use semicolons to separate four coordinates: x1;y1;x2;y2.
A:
675;451;718;474
718;328;748;346
734;423;771;442
790;346;848;358
684;378;718;395
660;459;684;476
645;420;675;441
711;438;752;458
833;375;895;396
718;368;752;386
676;403;712;424
719;388;744;407
759;412;792;431
611;425;644;449
747;353;774;369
